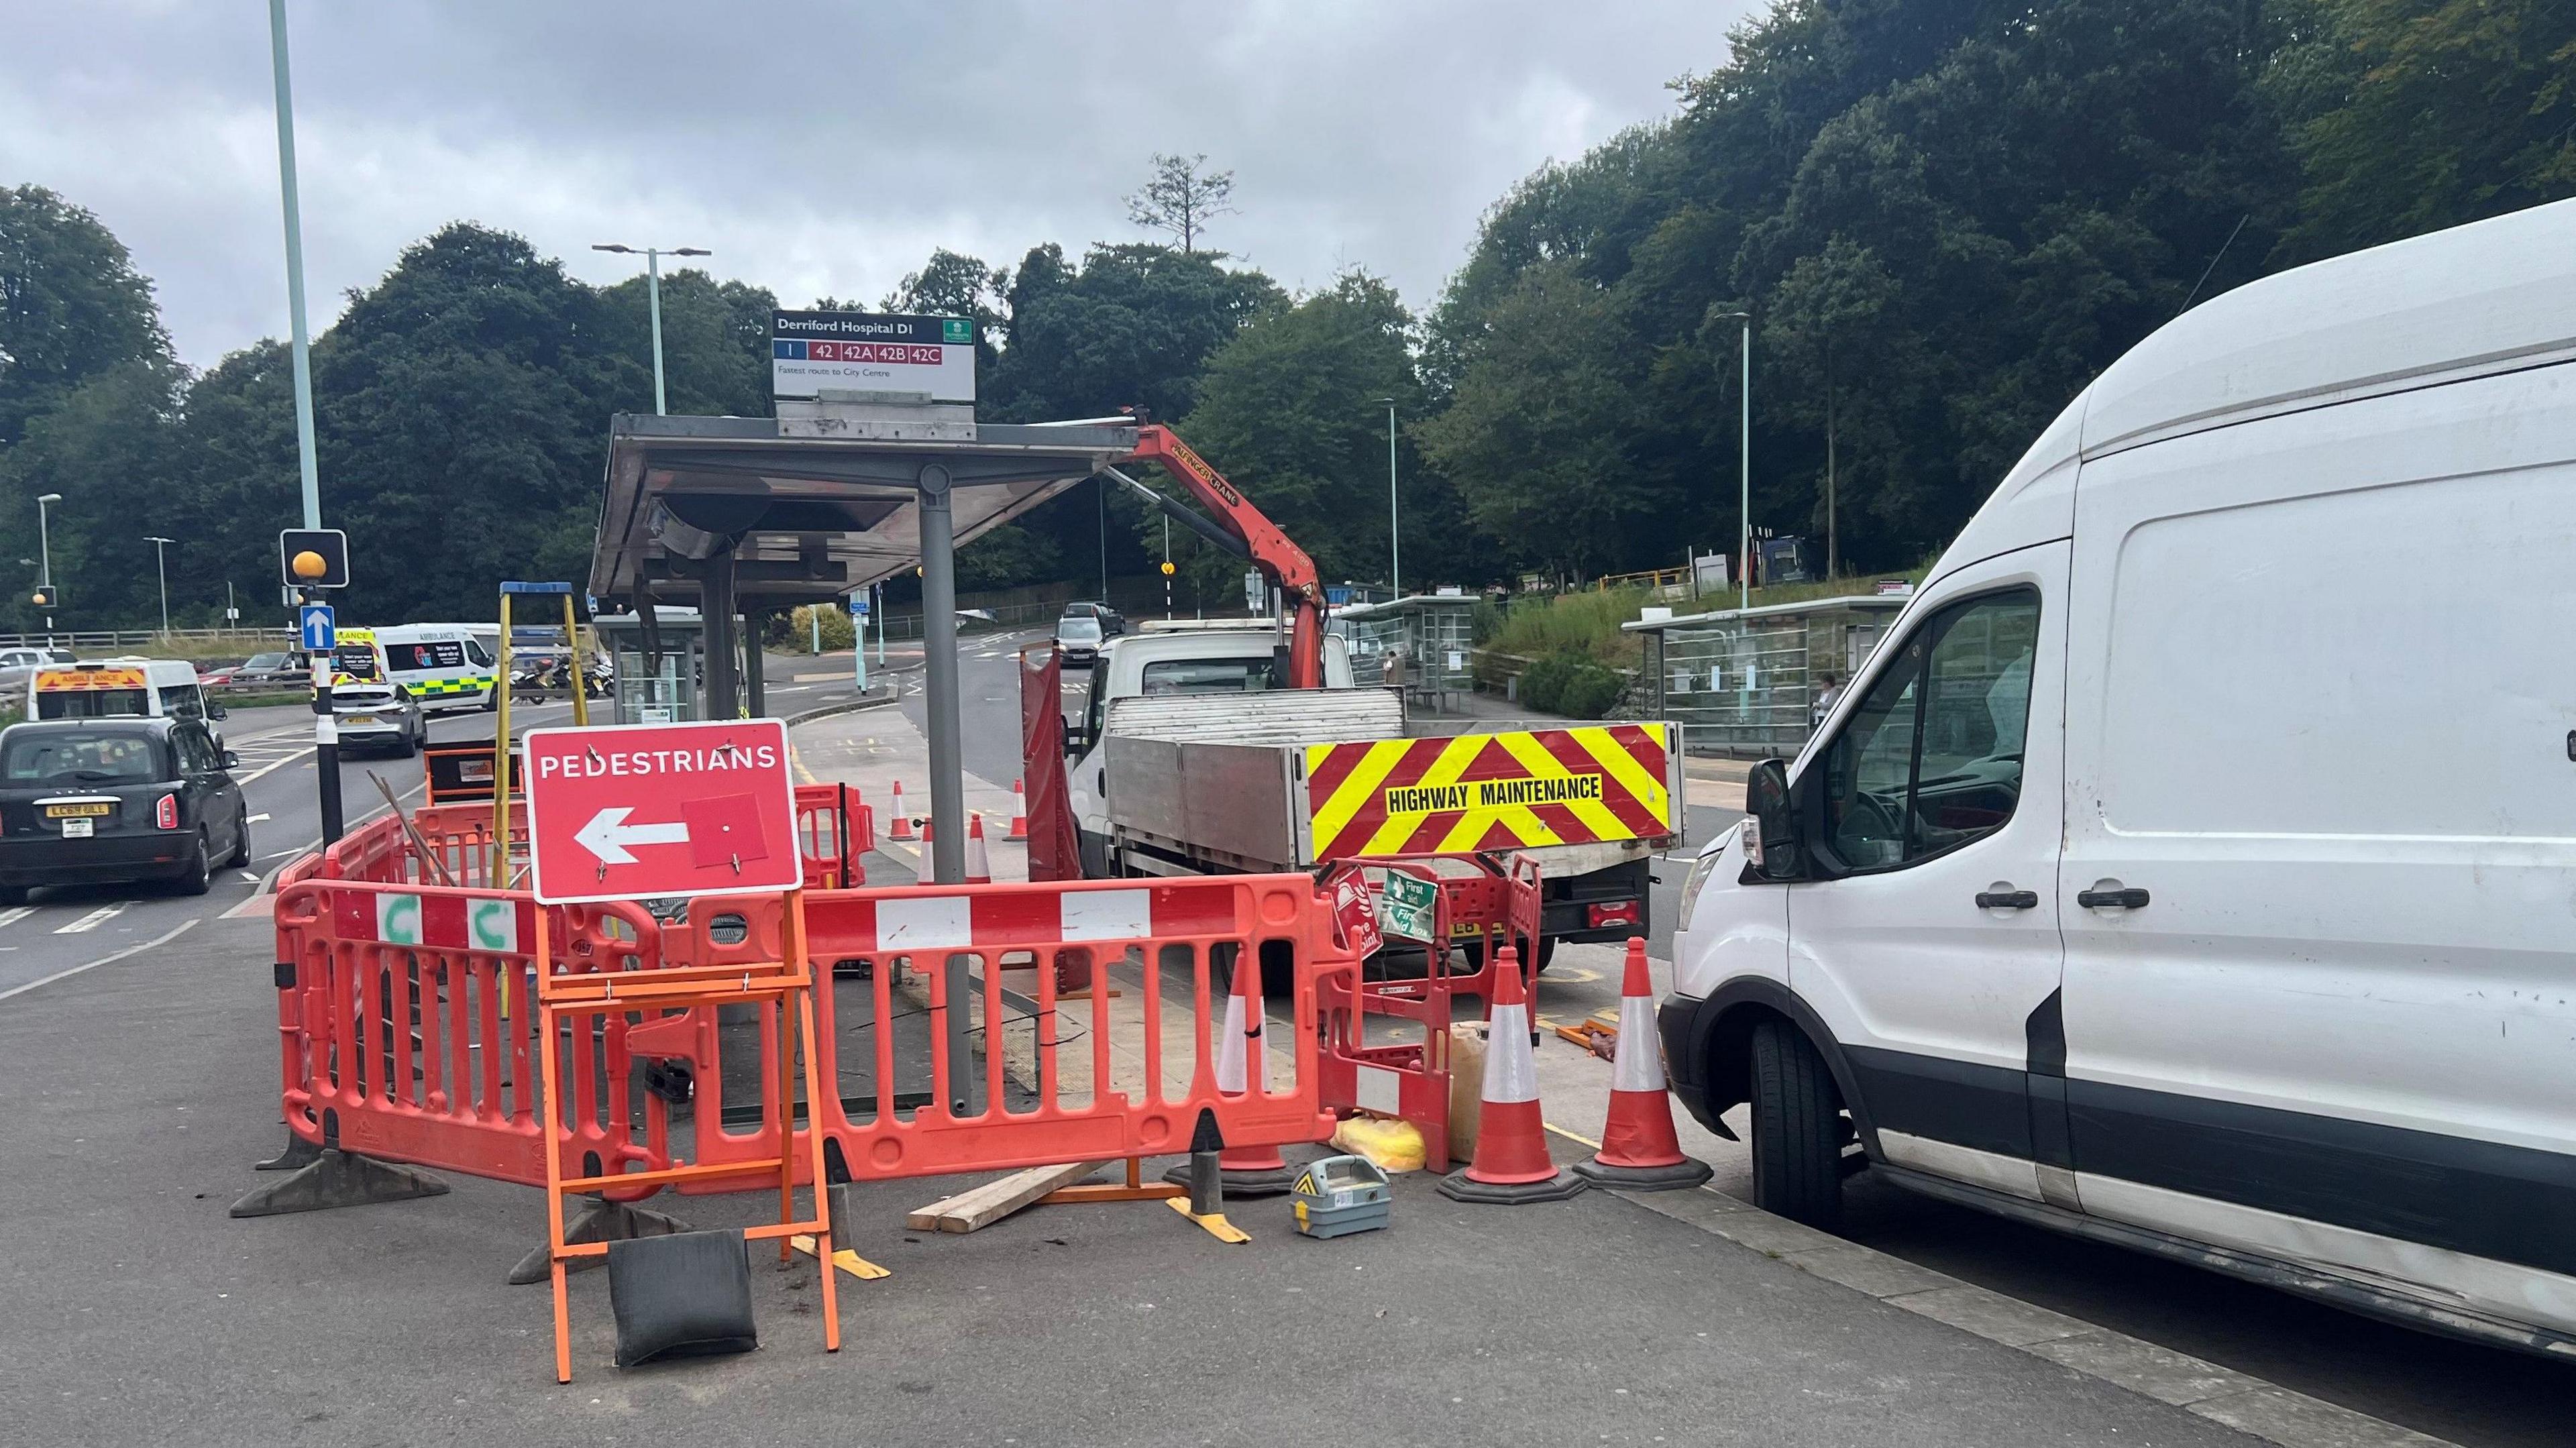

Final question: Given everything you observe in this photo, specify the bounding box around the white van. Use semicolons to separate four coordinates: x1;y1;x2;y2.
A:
374;623;498;712
28;658;223;734
1661;199;2576;1356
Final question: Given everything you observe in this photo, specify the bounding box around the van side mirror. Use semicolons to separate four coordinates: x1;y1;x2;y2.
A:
207;702;227;720
1062;718;1088;755
1741;758;1803;881
221;750;241;770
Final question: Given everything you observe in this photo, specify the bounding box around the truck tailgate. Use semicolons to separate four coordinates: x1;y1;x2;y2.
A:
1302;722;1680;858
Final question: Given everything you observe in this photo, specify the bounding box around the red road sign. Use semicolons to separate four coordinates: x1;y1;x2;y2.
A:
521;718;802;904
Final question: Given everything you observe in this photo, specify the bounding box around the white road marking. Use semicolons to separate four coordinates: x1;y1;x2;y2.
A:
237;747;317;783
55;902;129;934
246;813;272;823
237;871;260;883
0;907;32;930
0;917;200;1004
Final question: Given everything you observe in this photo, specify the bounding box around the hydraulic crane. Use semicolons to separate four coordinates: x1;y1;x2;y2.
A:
1096;424;1328;689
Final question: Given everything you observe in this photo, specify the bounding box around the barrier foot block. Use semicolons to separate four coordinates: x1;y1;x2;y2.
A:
1165;1196;1251;1243
254;1131;324;1172
1569;1156;1715;1190
227;1148;449;1219
1160;1160;1299;1199
790;1234;892;1280
507;1197;693;1286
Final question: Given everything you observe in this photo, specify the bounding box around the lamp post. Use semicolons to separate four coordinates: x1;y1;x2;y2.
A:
36;492;61;642
1712;311;1753;612
593;244;711;415
144;537;174;637
1375;397;1399;596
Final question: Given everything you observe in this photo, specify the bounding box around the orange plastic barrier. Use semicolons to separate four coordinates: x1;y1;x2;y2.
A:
269;877;673;1189
637;874;1352;1189
1313;855;1542;1173
793;782;873;890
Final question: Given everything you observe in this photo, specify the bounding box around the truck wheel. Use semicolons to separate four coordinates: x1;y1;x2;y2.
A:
1749;1019;1844;1229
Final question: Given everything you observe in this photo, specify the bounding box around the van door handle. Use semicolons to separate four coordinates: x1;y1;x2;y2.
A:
2076;887;2150;909
1975;889;2039;910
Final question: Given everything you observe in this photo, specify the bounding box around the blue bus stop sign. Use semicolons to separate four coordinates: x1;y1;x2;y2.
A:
299;603;336;652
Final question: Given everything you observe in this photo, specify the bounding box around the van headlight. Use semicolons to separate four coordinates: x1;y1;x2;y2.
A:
1676;832;1732;932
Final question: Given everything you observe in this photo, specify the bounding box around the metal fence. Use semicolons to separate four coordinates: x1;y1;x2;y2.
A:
1627;595;1909;757
0;627;298;653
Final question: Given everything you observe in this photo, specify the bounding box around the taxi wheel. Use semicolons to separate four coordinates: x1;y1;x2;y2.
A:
225;807;252;869
174;832;213;897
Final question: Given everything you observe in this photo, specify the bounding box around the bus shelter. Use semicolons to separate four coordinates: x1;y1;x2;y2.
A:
1621;594;1909;757
589;408;1133;883
1330;592;1477;710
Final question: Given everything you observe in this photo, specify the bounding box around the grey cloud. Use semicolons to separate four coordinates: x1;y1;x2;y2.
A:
2;0;1752;368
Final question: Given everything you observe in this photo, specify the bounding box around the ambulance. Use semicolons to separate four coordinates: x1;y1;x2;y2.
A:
372;623;500;712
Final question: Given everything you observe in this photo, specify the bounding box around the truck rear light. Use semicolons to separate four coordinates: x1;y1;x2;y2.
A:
1587;899;1640;930
155;793;179;830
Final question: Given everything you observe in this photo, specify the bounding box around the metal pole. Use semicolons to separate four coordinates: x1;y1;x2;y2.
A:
1387;400;1401;596
809;604;821;655
1739;319;1752;614
918;467;965;884
309;589;341;844
853;596;867;692
268;0;321;531
36;497;52;590
148;538;170;636
702;551;739;720
647;248;667;416
743;606;767;717
1097;475;1109;601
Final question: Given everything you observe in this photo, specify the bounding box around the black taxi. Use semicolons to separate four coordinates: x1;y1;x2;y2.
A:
0;718;252;903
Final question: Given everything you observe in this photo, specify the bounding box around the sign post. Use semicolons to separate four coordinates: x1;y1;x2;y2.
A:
280;528;348;842
849;592;869;693
520;718;802;905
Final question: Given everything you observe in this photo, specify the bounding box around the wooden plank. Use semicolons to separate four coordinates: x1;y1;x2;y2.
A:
906;1161;1106;1234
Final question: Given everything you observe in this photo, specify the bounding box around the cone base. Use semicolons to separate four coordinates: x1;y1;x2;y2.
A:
1570;1155;1714;1190
1161;1160;1299;1198
1436;1166;1590;1205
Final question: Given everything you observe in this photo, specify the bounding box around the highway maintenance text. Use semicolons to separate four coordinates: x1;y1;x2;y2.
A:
1384;773;1605;815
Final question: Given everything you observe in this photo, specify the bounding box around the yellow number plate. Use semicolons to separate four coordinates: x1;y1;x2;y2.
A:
341;714;379;726
44;802;113;818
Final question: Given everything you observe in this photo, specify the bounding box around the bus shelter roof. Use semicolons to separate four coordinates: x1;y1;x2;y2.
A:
588;412;1137;610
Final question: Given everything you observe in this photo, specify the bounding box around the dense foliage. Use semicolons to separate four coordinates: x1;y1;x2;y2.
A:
3;0;2569;630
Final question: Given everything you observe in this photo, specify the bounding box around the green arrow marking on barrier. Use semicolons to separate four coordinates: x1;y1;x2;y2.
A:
470;899;517;953
377;893;423;946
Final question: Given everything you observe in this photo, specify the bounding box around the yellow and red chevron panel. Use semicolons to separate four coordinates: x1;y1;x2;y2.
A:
1302;724;1676;859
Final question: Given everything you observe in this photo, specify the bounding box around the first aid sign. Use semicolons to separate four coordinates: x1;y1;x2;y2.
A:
521;718;802;905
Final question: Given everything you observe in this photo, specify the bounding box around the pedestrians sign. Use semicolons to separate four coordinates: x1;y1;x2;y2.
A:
520;718;800;904
299;603;336;652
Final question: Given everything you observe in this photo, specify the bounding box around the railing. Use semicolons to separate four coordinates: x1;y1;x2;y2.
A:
0;627;299;652
875;598;1073;642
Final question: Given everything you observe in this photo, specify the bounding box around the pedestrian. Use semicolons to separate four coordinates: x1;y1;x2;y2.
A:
1812;671;1841;726
1381;645;1407;693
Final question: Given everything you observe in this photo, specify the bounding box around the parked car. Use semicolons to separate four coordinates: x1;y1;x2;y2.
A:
210;650;303;688
0;647;74;700
1660;198;2576;1356
0;717;250;901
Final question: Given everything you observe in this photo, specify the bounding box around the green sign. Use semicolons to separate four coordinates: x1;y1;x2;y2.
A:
941;317;973;343
1378;873;1439;943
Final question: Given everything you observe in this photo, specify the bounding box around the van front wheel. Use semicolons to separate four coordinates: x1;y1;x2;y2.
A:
1749;1019;1845;1229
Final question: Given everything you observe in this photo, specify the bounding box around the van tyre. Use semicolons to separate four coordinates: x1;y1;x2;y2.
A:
175;832;213;897
1749;1019;1844;1229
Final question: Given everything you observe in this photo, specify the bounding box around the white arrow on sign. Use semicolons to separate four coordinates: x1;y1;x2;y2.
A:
574;807;690;865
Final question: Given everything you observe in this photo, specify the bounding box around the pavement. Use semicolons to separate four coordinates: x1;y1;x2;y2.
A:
0;641;2551;1444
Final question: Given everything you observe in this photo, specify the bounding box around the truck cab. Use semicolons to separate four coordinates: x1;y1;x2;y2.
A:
1064;624;1354;878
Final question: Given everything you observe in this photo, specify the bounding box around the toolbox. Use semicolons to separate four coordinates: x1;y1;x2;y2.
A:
1289;1154;1392;1239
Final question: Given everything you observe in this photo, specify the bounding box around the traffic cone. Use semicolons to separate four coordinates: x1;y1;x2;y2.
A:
1164;952;1297;1197
888;781;914;840
1572;938;1712;1189
964;813;992;885
1438;943;1588;1204
1007;777;1029;840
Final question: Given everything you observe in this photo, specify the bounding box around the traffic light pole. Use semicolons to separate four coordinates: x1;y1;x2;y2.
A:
305;588;342;844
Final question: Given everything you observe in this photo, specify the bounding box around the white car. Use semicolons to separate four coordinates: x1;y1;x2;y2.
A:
1054;612;1105;664
1660;197;2576;1356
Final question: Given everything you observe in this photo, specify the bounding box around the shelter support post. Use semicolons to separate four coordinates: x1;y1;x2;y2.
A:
744;606;768;717
918;463;977;1115
702;547;740;721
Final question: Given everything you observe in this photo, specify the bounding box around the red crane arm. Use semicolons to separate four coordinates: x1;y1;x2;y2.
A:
1123;425;1327;689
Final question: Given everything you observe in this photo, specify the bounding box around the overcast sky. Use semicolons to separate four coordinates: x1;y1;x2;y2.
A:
3;1;1754;370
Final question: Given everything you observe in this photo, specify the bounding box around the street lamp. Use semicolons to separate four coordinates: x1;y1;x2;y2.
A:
1712;311;1753;611
144;536;175;636
594;243;711;416
1375;398;1400;596
35;493;62;643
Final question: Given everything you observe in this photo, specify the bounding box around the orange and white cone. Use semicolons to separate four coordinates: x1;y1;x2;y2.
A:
1439;942;1588;1203
888;780;914;840
1164;952;1297;1196
1572;938;1712;1189
963;812;992;885
1007;777;1029;840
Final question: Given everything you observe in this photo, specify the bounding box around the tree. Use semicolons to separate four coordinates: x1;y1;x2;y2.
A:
878;249;1009;371
0;361;184;629
2276;0;2576;260
599;270;777;419
1126;153;1237;254
0;185;171;447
